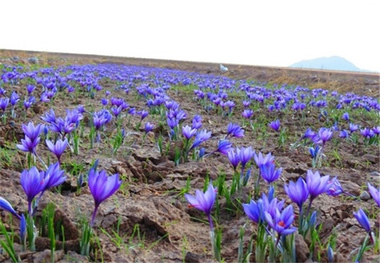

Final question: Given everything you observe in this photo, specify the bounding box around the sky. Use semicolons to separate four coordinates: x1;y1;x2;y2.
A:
1;0;380;72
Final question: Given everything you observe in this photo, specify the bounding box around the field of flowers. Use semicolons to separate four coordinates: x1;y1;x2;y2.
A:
0;53;379;262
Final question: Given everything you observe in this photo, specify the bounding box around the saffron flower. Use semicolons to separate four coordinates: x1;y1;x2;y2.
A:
309;145;320;159
42;162;66;193
361;128;375;139
185;183;216;230
284;177;309;209
242;109;253;119
353;208;371;234
264;204;297;237
41;109;56;124
226;123;244;138
269;119;281;132
88;169;122;226
259;162;282;184
190;129;211;150
144;122;155;134
237;146;254;170
349;123;359;133
21;122;44;142
46;138;68;164
227;148;240;171
140;110;149;120
215;139;232;155
243;199;265;224
0;97;9;112
0;197;21;220
20;167;46;214
182;125;197;140
253;151;274;168
93;109;112;130
192;115;202;129
313;127;333;145
367;183;380;207
326;177;344;196
342;112;350;121
17;136;40;154
306;170;331;200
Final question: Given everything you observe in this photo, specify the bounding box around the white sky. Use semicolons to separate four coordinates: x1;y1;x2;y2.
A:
1;0;380;72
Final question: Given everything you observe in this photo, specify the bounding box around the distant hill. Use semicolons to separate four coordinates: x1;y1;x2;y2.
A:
289;56;369;72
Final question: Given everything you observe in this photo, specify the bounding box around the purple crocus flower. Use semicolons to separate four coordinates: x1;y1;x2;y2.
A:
242;100;250;108
269;119;281;132
227;148;240;171
243;199;265;224
93;109;112;130
41;162;66;193
190;129;211;150
182;125;197;140
349;123;359;133
88;169;122;226
314;127;333;145
111;105;122;118
302;128;316;140
259;162;282;184
192;115;202;129
306;170;331;200
10;91;19;106
342;112;349;121
242;109;253;119
284;177;309;209
17;136;40;154
372;126;380;135
367;183;380;207
326;177;344;196
237;146;254;170
185;183;216;230
101;98;108;106
46;138;68;164
20;214;26;246
22;122;44;141
353;209;371;234
253;151;274;168
144;122;154;134
264;205;297;237
309;145;320;159
140;110;149;120
339;130;349;138
0;97;9;112
20;167;46;214
41;109;56;124
360;128;375;139
215;139;232;155
24;97;35;110
0;197;21;220
226;123;244;138
26;84;36;95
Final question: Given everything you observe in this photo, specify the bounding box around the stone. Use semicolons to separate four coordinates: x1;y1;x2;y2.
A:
360;191;371;200
295;233;310;262
28;57;39;64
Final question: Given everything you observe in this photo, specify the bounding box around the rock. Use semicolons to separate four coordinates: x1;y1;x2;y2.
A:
295;233;310;262
32;249;64;262
185;251;216;263
360;191;371;201
28;57;39;64
369;171;380;177
363;154;379;164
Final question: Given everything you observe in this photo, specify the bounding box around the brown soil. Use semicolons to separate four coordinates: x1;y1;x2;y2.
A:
0;49;379;263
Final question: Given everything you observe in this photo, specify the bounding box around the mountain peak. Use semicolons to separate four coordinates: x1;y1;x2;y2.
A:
289;56;365;72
